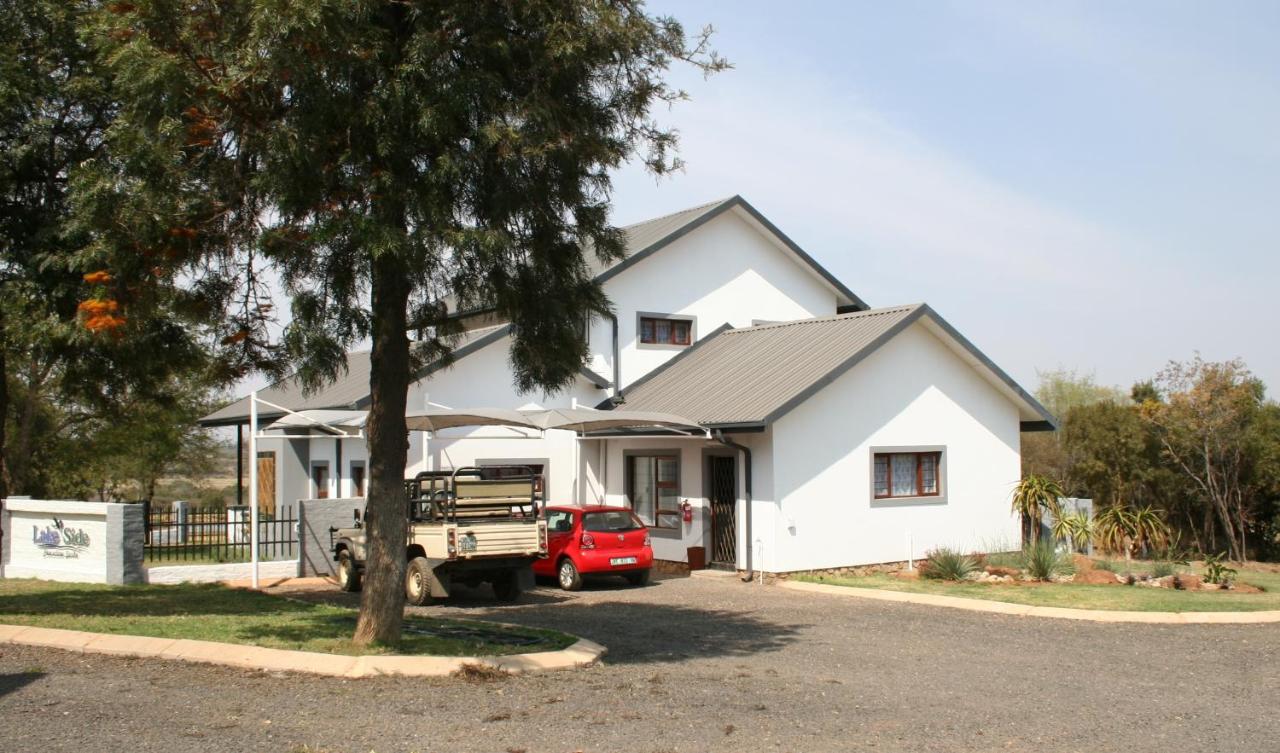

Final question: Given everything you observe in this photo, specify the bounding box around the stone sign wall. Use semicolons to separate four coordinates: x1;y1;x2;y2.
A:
1;498;144;584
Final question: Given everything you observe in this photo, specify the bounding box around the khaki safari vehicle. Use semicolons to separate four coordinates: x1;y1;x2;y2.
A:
330;466;548;605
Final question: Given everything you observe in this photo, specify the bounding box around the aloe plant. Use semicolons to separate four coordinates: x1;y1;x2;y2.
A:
1011;475;1065;545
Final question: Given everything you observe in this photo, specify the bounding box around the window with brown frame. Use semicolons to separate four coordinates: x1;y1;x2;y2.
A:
311;462;330;499
350;462;366;498
873;451;941;499
639;316;692;346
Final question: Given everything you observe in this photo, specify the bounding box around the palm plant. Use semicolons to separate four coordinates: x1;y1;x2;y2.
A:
1011;475;1065;545
1094;504;1171;560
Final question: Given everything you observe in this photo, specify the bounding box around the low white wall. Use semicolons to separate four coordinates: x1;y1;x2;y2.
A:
1;499;143;584
145;559;299;584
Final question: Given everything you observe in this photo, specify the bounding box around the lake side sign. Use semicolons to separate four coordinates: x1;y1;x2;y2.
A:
32;517;91;559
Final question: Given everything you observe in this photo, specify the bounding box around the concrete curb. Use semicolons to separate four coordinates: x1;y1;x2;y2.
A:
776;579;1280;624
0;624;606;677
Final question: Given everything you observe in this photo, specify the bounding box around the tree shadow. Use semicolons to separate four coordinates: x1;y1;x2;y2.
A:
440;598;807;665
0;671;45;699
0;582;311;619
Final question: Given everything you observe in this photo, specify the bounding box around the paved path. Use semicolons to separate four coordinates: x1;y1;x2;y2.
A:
2;575;1278;753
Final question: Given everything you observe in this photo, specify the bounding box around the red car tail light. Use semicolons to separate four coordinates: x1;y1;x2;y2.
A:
643;532;651;548
580;532;596;550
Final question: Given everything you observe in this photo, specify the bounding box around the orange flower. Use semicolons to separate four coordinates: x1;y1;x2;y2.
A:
78;298;120;316
82;270;112;285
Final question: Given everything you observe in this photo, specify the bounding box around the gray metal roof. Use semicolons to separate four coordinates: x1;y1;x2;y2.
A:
200;324;509;426
612;305;1057;430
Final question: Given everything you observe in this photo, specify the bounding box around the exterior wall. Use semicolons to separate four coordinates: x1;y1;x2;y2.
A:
144;559;299;585
588;210;840;390
769;323;1022;572
592;429;773;569
298;497;367;578
1;499;143;584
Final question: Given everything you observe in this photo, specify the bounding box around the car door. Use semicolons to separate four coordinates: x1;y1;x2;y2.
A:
538;509;576;575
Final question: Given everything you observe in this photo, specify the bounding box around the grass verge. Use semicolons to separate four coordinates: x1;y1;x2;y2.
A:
796;568;1280;612
0;579;574;656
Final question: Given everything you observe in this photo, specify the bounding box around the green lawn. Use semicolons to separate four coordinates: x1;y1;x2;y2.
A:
0;579;573;656
797;568;1280;612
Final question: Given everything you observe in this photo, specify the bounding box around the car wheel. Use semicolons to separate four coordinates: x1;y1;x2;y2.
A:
337;550;361;592
558;558;583;591
625;569;651;587
404;556;435;606
492;572;522;602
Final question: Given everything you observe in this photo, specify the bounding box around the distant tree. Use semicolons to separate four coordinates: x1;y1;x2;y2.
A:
1141;356;1264;561
85;1;726;645
1022;368;1128;483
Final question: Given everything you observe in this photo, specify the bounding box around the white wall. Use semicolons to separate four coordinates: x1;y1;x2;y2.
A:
588;209;840;389
769;323;1023;572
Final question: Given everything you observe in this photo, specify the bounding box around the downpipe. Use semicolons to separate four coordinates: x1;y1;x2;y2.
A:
713;430;754;582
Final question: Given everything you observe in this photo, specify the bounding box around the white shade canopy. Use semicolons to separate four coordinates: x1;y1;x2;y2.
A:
264;409;367;435
520;407;704;434
403;407;542;433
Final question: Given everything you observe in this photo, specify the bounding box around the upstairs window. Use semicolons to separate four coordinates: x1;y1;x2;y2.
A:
639;316;692;346
873;451;941;499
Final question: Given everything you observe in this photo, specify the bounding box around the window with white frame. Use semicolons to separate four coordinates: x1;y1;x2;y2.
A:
626;453;681;529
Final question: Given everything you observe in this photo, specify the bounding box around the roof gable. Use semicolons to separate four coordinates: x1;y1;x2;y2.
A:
597;195;867;310
610;305;1055;431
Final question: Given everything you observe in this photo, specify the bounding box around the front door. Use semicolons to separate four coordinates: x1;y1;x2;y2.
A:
708;455;736;565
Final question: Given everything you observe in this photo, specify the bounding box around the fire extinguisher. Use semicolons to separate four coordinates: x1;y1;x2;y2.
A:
680;500;694;524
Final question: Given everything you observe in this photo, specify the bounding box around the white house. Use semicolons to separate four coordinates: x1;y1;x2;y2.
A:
201;195;1054;574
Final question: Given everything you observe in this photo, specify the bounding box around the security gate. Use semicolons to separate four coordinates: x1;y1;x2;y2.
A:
709;455;736;565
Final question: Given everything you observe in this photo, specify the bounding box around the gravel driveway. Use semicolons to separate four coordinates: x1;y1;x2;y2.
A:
2;573;1278;753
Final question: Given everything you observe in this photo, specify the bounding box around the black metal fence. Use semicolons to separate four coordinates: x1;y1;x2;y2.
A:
143;502;298;563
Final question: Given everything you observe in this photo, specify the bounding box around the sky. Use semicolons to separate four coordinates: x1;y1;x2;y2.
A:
604;0;1280;395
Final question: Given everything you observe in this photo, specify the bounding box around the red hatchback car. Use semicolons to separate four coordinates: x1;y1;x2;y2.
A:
535;505;653;590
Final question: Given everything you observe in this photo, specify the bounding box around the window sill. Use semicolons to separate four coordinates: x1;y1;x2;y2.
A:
871;495;947;508
636;342;690;351
647;525;683;538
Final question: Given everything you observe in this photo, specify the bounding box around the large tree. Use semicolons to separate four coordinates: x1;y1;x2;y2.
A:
1;0;210;498
84;1;725;644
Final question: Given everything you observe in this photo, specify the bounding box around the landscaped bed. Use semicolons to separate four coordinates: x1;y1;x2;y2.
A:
0;579;574;656
797;557;1280;612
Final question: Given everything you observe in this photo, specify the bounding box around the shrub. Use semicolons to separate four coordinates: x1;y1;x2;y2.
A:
1022;540;1074;581
919;548;979;581
1093;558;1119;573
1202;552;1237;585
1152;560;1179;578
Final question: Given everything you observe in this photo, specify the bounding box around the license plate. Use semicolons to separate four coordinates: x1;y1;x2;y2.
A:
460;537;477;553
610;556;637;566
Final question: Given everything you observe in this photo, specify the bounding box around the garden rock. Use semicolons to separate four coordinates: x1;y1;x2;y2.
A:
1173;574;1202;590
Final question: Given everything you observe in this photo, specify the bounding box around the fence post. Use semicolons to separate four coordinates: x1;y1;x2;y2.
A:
226;505;249;545
172;500;189;544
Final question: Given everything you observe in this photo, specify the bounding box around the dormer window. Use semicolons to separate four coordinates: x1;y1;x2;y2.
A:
639;315;693;347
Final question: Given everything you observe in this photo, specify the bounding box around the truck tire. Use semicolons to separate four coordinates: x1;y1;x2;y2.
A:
557;558;583;592
625;569;651;587
405;556;435;606
337;550;362;592
492;572;522;602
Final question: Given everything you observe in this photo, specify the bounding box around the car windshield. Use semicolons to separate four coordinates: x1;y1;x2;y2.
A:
582;510;644;532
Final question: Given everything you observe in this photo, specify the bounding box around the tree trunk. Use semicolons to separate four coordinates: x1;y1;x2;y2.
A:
0;307;9;502
352;250;412;646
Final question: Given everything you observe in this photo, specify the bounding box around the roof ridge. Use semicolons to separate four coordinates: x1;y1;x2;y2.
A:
617;196;736;230
727;304;923;334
